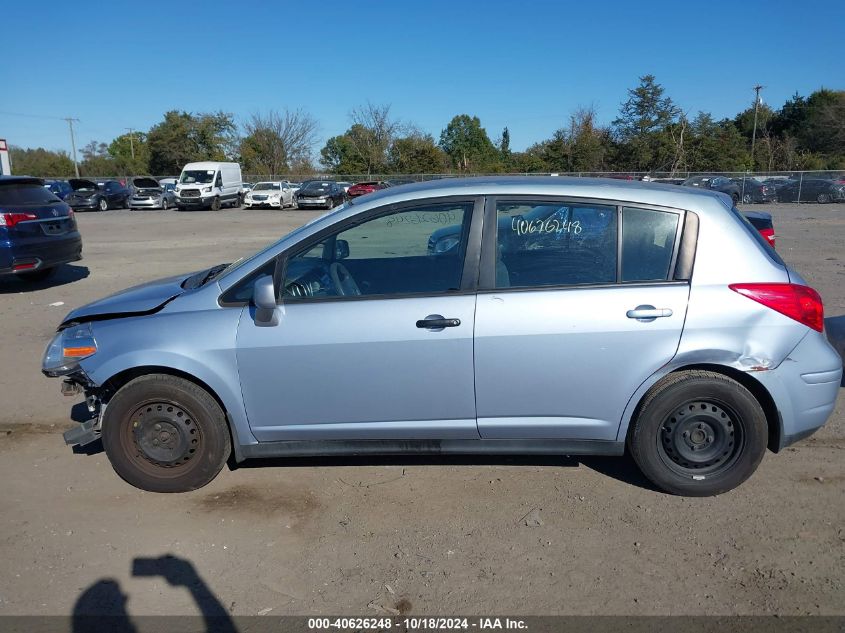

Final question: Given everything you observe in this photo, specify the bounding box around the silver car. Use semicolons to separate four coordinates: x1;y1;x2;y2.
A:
44;178;842;495
128;177;177;210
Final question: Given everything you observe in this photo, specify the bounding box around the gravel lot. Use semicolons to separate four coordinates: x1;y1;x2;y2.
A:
0;202;843;617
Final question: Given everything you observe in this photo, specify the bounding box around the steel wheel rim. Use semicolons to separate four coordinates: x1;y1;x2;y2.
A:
99;199;108;211
743;194;752;204
656;400;745;477
119;399;203;478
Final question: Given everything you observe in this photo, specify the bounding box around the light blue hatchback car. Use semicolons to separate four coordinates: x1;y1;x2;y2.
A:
44;178;843;495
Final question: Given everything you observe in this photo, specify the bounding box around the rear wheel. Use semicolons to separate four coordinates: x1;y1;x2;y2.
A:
102;374;231;493
817;193;830;203
628;370;767;496
98;198;109;212
742;193;752;204
18;267;55;282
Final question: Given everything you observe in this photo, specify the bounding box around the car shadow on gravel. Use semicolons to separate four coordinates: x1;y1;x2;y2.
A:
0;263;89;294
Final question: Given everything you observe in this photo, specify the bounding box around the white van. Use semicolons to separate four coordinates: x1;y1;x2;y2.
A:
175;162;243;210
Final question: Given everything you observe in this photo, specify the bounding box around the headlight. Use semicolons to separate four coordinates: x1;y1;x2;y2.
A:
203;186;212;193
270;193;280;199
42;322;97;376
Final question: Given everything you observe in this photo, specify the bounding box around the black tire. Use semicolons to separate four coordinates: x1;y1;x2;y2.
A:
161;198;168;210
731;193;740;205
211;197;221;211
817;193;830;203
17;267;55;282
98;197;109;212
101;374;231;493
628;370;767;496
742;193;752;204
325;198;334;210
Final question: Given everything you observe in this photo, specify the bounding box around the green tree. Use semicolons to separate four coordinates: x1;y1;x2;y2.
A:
147;110;237;175
439;115;501;172
686;112;749;172
79;140;117;176
388;133;447;173
9;146;75;177
240;109;318;176
320;126;373;174
108;132;150;175
612;75;681;171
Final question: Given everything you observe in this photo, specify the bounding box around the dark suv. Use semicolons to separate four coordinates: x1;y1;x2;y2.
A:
682;176;741;203
0;176;82;282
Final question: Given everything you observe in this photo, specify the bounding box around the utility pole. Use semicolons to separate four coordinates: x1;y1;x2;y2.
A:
125;127;135;160
750;85;764;171
64;117;80;178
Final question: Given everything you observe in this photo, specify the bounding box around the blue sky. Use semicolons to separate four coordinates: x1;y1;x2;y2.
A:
2;0;842;158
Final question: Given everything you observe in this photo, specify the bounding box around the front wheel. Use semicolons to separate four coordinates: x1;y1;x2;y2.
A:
98;198;109;212
101;374;232;493
210;197;221;211
161;198;168;210
742;193;752;204
817;193;830;203
325;198;334;210
731;193;740;205
628;370;767;496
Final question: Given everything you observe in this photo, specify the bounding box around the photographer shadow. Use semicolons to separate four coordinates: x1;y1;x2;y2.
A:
73;555;237;633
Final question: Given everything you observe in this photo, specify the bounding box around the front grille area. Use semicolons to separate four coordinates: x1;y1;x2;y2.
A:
180;189;200;198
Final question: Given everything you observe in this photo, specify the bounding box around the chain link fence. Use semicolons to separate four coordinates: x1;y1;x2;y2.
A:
47;170;845;204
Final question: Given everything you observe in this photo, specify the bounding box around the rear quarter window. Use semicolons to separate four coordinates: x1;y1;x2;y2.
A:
730;206;784;266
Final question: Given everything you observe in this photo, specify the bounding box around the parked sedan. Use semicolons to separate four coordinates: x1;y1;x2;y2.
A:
347;181;390;198
1;176;82;282
295;180;346;209
730;179;777;204
43;179;73;200
129;177;177;210
48;177;841;497
682;176;741;203
776;178;845;203
65;179;130;211
243;181;296;209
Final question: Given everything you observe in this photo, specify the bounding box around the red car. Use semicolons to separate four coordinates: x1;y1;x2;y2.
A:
346;181;390;198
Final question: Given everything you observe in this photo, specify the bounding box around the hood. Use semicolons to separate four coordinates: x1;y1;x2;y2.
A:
61;272;193;326
69;178;99;192
133;177;161;189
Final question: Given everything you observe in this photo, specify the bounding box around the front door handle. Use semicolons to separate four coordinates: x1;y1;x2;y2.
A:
626;305;673;322
416;315;461;329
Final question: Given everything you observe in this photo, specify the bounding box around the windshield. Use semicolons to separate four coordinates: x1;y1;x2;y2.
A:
180;170;215;184
253;182;282;191
0;183;63;206
302;182;333;193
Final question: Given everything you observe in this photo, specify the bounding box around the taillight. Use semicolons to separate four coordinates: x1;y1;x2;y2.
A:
759;227;775;248
729;283;824;332
0;212;38;227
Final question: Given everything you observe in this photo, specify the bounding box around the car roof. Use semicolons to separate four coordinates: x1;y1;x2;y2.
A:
351;176;731;210
0;175;44;186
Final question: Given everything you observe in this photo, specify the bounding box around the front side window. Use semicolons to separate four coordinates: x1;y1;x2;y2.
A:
495;202;617;288
283;203;473;299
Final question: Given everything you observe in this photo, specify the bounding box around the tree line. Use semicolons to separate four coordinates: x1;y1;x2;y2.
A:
9;76;844;178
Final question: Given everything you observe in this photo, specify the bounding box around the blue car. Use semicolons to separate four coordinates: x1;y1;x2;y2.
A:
44;177;841;496
0;176;82;282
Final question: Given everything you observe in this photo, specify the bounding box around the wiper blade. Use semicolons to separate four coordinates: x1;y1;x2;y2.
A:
198;263;229;286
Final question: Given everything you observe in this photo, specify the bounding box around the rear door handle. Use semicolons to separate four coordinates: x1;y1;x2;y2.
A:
416;315;461;329
626;305;673;321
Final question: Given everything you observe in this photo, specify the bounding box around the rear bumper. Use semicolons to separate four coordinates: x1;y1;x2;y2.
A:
754;330;843;449
0;233;83;276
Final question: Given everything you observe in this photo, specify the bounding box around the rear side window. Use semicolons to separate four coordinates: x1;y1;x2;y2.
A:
621;207;679;282
0;183;61;205
495;202;617;288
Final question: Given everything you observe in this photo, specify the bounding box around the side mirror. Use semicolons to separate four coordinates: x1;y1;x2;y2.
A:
253;275;279;326
334;239;350;260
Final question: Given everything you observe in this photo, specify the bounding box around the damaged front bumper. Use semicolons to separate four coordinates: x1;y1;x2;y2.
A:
58;372;106;448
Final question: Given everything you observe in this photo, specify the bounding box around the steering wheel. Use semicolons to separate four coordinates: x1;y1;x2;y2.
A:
329;262;361;296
